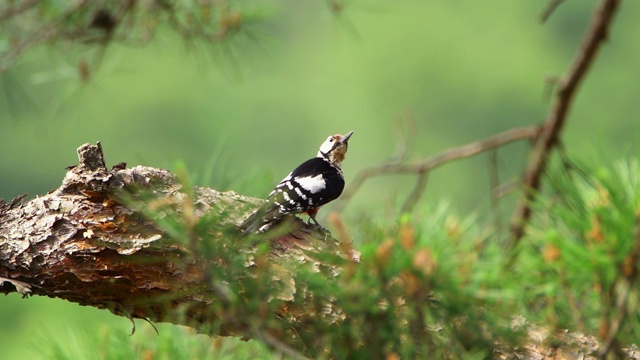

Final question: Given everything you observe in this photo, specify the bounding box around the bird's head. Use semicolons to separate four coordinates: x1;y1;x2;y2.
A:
317;131;354;167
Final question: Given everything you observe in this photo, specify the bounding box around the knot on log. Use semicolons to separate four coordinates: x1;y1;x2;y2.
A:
58;142;113;195
57;142;178;197
77;142;107;172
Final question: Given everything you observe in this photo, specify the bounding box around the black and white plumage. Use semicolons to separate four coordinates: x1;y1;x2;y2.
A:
241;131;354;234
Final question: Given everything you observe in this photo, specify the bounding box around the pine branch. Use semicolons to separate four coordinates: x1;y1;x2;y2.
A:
0;142;356;354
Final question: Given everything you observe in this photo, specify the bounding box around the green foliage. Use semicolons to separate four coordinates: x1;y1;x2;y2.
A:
516;160;640;352
2;1;639;358
181;159;640;358
0;0;271;72
125;172;526;358
16;158;640;359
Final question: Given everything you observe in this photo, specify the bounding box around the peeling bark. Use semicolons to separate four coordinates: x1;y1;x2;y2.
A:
0;142;355;343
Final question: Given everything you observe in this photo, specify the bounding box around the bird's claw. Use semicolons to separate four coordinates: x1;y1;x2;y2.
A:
306;219;331;237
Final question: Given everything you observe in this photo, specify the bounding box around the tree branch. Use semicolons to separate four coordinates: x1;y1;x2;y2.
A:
0;142;356;354
508;0;621;249
334;125;541;213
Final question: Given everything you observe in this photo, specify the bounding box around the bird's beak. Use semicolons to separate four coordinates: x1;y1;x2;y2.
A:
339;131;354;144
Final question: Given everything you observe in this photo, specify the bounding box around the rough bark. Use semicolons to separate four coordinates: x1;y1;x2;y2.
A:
0;142;355;345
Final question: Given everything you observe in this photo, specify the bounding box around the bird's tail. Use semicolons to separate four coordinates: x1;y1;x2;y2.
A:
240;210;263;235
240;204;282;235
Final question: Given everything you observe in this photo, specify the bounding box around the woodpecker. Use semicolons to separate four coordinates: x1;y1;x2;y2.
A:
241;131;354;234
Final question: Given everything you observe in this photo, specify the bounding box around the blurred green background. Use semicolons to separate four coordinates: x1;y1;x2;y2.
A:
1;1;639;358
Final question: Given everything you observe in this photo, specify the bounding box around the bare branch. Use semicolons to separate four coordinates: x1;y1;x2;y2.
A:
509;0;621;249
334;125;541;213
400;171;428;213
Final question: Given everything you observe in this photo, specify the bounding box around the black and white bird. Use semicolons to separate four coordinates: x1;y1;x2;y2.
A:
241;131;354;234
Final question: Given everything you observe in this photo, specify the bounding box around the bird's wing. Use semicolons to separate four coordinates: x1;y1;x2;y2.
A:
241;158;345;234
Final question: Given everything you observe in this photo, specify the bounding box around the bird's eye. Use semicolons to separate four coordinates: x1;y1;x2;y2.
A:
329;138;334;142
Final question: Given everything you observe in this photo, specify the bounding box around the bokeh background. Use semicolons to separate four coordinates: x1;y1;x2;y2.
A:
1;1;639;358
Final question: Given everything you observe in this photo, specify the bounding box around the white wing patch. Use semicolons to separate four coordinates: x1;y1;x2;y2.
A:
295;174;326;194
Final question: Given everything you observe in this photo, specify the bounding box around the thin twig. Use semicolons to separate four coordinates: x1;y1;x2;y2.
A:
0;0;42;21
599;280;631;358
487;149;503;239
508;0;620;249
540;0;566;23
492;180;519;199
400;171;428;213
334;125;541;213
390;113;417;164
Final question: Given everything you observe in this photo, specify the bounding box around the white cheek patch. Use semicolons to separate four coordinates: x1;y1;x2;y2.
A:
295;174;326;194
317;137;335;157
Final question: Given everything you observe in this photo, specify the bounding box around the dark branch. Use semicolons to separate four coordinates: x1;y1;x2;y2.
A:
509;0;621;250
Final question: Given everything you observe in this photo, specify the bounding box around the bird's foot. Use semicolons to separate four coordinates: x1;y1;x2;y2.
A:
306;218;332;237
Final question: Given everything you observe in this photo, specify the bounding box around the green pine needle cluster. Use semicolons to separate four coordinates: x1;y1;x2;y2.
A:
516;160;640;356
